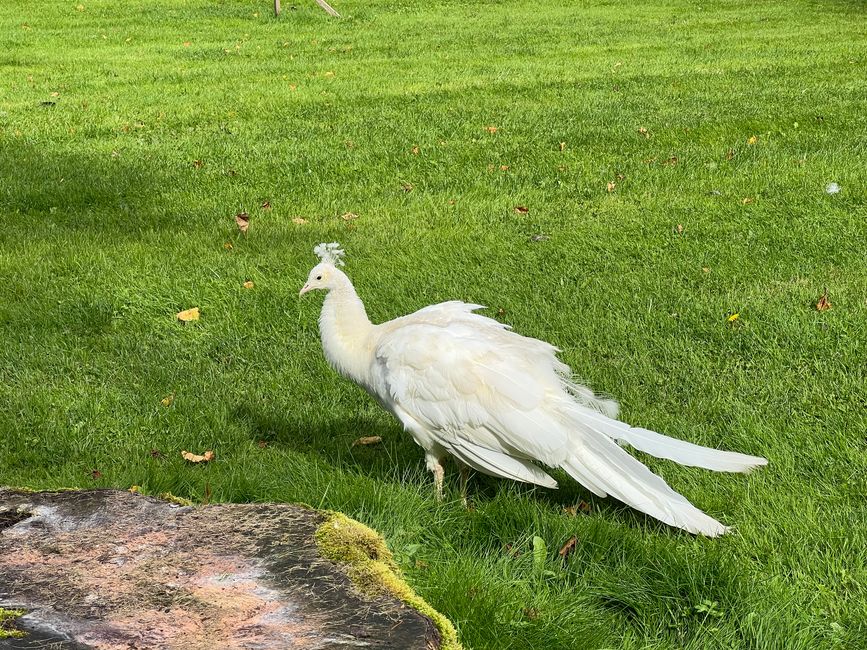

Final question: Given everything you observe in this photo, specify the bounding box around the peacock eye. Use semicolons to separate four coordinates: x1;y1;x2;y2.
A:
316;275;322;280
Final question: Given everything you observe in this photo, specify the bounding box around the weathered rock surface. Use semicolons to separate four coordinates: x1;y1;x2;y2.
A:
0;489;444;649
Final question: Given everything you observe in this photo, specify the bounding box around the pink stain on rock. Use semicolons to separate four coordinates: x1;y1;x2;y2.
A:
0;489;442;649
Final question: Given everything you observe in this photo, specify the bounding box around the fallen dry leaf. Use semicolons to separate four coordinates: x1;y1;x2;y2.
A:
485;126;498;133
638;126;650;138
559;142;566;151
663;156;678;166
727;312;740;324
500;165;510;171
256;440;268;448
497;308;506;317
747;135;758;145
292;217;308;225
676;224;684;234
181;450;215;463
261;201;272;210
514;205;529;214
351;436;382;447
223;241;234;250
725;148;735;160
243;280;254;289
742;197;754;205
160;394;174;407
563;501;591;517
401;182;414;192
150;449;164;459
192;159;203;169
702;267;711;273
411;146;420;155
183;40;191;47
235;212;250;233
90;469;102;480
341;212;359;221
816;287;832;312
176;307;200;322
558;536;578;559
606;181;616;193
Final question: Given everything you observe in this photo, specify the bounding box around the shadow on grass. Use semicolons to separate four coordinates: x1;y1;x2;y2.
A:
0;140;181;232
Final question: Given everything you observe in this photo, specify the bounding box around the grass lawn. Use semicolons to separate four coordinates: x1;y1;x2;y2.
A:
1;0;866;647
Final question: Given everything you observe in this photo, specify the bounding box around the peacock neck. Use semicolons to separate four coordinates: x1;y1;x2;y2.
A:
319;273;376;386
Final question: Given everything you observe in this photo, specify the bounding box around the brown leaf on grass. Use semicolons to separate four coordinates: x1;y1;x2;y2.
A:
256;440;268;448
558;536;577;559
192;159;203;169
176;307;200;322
559;142;566;151
514;205;529;214
243;281;254;289
160;394;174;407
563;501;592;517
260;201;272;210
235;212;250;233
90;469;102;480
223;241;234;250
401;182;414;192
500;165;510;171
183;41;191;47
341;212;358;221
725;148;735;160
150;449;164;459
181;450;215;463
676;224;684;234
606;181;616;193
485;126;498;133
522;607;540;620
292;217;308;225
411;146;420;155
497;307;506;317
638;126;650;138
351;436;382;447
816;287;832;312
662;156;678;166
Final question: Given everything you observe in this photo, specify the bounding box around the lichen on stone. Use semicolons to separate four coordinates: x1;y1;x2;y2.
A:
0;607;25;639
315;512;462;650
158;492;194;507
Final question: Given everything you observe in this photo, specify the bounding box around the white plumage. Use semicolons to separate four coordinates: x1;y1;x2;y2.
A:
300;244;767;536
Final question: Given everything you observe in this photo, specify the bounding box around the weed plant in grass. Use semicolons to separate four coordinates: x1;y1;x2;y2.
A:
1;1;865;648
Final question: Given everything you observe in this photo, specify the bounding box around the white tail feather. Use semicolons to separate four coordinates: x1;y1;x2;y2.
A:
561;426;729;536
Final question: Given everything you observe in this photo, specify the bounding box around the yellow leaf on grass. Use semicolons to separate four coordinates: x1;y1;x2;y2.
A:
181;450;215;463
606;181;616;193
351;436;382;447
160;394;174;407
243;281;254;289
747;135;757;145
292;217;308;225
727;313;740;323
176;307;200;322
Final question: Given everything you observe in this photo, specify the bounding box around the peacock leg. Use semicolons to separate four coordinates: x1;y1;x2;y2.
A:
455;458;471;507
425;453;445;501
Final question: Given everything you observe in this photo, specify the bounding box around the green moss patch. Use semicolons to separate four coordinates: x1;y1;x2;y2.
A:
0;608;25;639
316;513;461;650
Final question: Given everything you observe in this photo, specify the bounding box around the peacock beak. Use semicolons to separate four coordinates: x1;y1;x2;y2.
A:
299;283;311;296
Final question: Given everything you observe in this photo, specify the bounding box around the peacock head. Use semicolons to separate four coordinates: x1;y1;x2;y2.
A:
299;242;346;296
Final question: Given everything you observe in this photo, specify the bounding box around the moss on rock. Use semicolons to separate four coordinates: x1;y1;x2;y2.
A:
0;608;25;639
315;512;462;650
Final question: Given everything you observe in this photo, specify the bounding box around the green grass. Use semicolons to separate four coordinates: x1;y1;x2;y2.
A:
1;0;866;647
